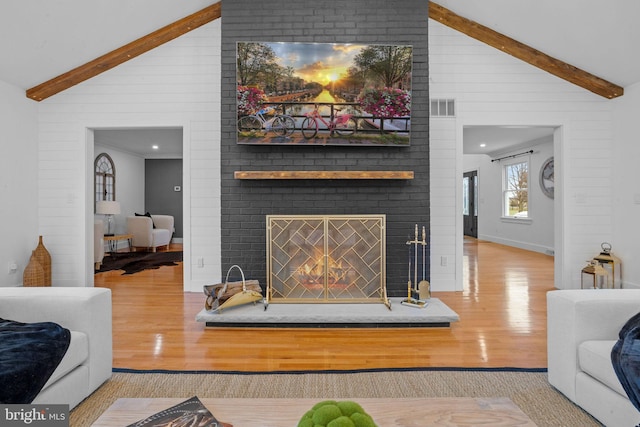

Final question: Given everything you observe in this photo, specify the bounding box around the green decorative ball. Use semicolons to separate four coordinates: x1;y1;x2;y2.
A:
297;400;377;427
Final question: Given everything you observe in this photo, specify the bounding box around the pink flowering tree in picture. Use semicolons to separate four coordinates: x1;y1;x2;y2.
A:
358;87;411;118
237;85;267;115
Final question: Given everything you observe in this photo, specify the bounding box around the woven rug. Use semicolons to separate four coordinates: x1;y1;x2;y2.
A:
95;251;182;275
70;369;601;426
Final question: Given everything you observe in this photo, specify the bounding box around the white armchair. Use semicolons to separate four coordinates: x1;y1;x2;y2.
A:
127;214;174;252
94;220;104;269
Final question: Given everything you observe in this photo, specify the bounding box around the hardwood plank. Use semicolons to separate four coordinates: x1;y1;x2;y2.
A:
26;3;221;101
96;237;553;371
234;170;414;180
429;2;623;99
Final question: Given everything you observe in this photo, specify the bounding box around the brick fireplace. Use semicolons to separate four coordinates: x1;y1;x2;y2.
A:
220;0;429;297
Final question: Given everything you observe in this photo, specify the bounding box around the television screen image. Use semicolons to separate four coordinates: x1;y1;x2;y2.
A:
236;41;412;147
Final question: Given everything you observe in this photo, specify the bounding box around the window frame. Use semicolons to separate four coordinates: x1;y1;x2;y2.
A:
501;157;530;220
94;153;116;209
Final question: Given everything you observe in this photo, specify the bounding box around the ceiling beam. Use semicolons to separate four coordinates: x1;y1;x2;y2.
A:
26;3;222;101
429;2;623;99
26;1;623;101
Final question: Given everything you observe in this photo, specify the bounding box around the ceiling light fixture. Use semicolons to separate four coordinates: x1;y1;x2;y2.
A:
480;143;486;148
152;145;159;150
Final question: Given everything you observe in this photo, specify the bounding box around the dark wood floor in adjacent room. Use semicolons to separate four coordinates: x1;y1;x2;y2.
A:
95;238;554;372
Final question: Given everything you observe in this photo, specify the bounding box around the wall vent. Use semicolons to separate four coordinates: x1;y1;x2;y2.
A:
430;98;456;117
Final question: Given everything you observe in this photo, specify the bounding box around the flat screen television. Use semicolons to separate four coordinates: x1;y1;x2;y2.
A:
236;41;412;147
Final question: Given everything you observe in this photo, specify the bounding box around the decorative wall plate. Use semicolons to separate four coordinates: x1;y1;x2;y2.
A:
540;157;554;199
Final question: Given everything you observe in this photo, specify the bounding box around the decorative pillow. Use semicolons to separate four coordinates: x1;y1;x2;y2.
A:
135;212;156;228
0;318;71;403
611;311;640;412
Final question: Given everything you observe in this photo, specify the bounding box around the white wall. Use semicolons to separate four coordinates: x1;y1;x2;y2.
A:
612;82;640;288
36;21;221;290
464;139;555;254
0;81;38;287
429;20;614;290
93;143;145;247
30;16;625;291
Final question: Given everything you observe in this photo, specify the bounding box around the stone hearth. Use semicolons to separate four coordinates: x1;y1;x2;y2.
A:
196;297;459;328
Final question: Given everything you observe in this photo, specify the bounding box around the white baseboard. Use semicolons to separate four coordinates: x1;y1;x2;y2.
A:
477;234;553;256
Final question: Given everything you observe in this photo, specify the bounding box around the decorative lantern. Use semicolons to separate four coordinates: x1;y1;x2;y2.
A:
592;242;621;289
581;260;609;289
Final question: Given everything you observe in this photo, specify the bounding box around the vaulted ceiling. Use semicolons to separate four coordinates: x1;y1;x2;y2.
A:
2;1;638;156
0;0;214;92
436;0;640;90
1;1;638;98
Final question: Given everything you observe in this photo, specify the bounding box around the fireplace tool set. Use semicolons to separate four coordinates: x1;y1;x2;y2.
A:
401;224;431;308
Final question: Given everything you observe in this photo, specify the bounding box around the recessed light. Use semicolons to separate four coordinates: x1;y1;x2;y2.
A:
480;143;486;148
152;145;159;150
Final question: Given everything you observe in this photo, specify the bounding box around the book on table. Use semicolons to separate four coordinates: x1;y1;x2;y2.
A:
126;396;232;427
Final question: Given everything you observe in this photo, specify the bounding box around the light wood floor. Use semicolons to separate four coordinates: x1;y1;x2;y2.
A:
95;238;554;371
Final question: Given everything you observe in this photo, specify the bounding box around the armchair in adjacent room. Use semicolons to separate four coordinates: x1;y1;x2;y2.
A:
126;214;174;252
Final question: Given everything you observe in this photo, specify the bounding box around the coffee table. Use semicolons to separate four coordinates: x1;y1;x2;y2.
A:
92;397;536;426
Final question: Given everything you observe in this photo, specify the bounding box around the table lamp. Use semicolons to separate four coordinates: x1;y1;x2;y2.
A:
96;200;121;236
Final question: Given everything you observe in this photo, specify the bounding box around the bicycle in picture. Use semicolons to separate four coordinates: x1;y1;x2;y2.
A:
237;105;296;138
300;104;357;139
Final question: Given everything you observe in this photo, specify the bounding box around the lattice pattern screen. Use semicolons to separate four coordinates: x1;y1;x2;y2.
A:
267;215;386;303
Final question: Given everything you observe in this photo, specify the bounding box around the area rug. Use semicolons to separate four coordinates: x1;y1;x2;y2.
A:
95;251;183;275
70;369;601;427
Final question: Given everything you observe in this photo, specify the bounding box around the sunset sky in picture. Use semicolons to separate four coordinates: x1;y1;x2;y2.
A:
267;42;365;85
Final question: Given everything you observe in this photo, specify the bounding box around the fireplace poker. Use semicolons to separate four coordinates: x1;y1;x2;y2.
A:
414;224;419;293
407;256;412;299
406;235;412;297
418;226;431;301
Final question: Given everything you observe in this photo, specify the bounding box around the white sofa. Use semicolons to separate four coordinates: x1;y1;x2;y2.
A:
127;214;174;252
548;289;640;426
0;287;112;409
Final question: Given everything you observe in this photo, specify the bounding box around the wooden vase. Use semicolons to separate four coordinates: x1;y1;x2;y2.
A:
23;251;45;287
34;235;52;286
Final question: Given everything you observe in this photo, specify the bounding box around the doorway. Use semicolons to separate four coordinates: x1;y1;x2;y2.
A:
92;127;184;285
461;125;557;284
463;170;478;238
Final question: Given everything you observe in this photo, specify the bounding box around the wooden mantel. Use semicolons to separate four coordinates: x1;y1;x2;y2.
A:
234;171;414;180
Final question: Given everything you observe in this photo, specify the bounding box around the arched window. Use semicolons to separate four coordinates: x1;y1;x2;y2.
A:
95;153;116;206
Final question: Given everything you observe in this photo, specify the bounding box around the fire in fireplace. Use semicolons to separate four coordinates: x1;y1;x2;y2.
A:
298;255;353;289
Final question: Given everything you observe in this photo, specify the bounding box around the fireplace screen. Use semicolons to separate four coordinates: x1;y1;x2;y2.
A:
266;215;388;305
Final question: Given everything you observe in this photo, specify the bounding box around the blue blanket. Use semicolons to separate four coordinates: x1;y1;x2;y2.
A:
612;311;640;412
0;318;71;404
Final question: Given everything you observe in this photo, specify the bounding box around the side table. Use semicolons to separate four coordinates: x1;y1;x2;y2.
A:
103;234;133;254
